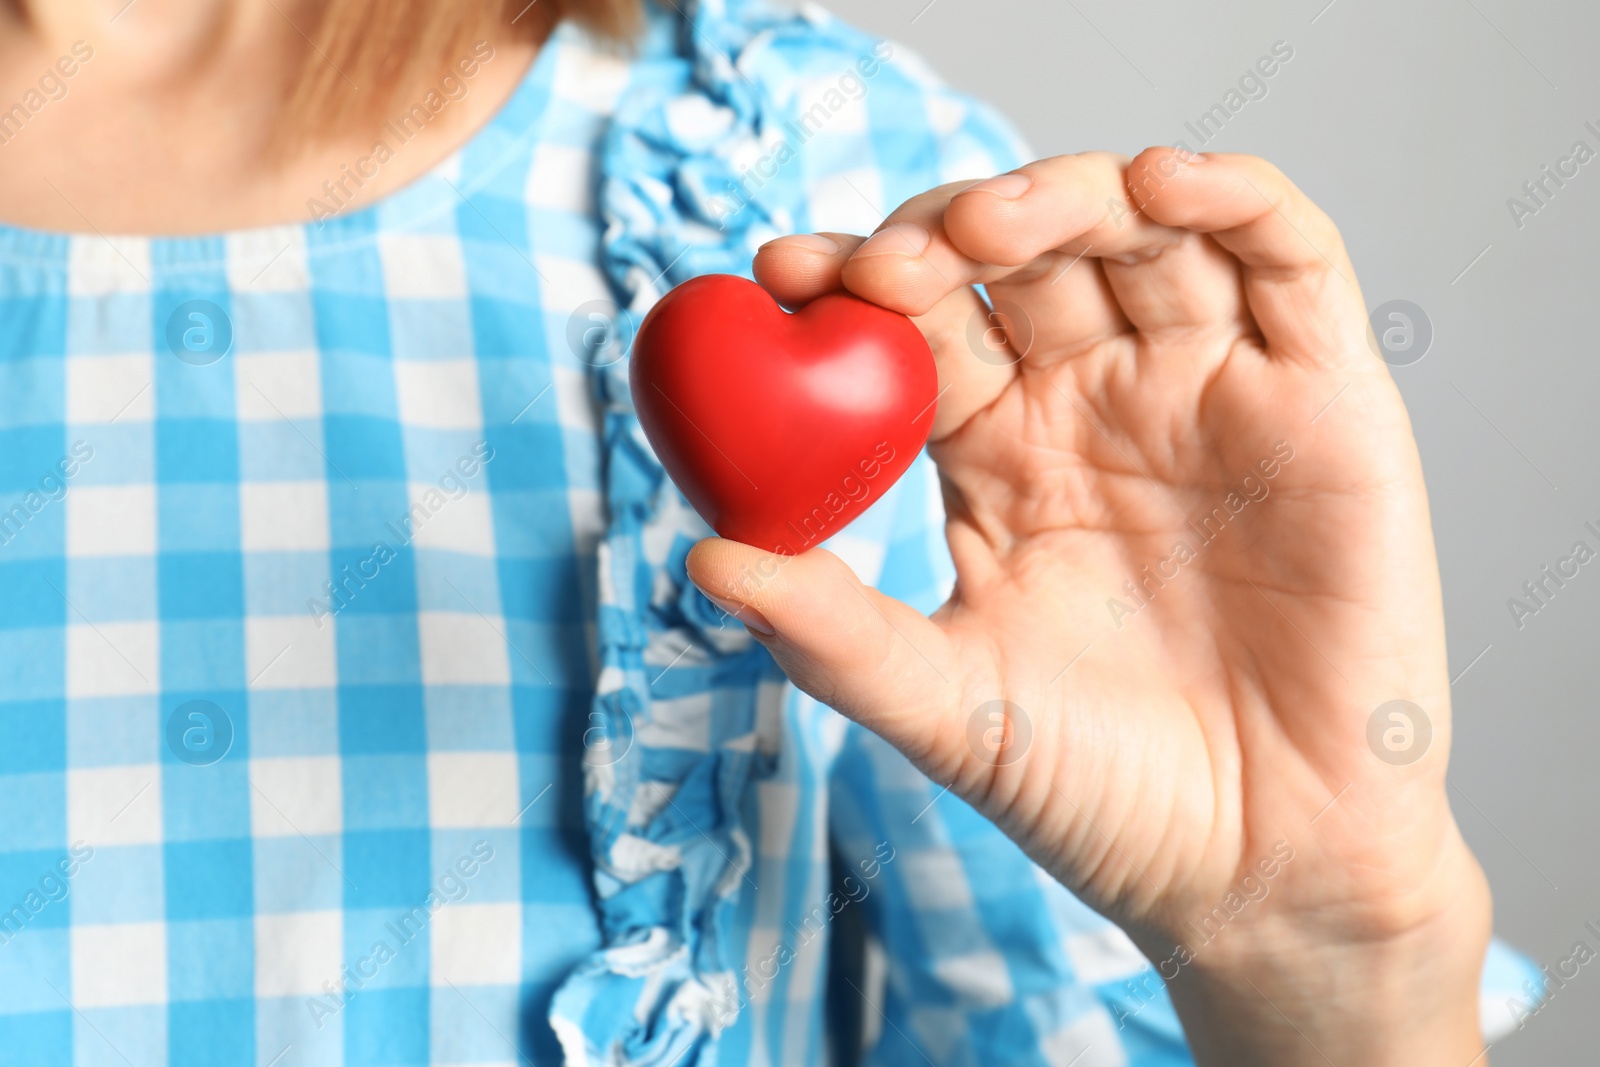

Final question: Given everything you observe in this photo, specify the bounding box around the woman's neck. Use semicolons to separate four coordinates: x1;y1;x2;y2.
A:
0;0;539;235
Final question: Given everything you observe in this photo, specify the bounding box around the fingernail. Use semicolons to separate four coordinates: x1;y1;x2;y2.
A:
704;592;776;635
766;233;841;255
963;172;1033;199
854;222;930;259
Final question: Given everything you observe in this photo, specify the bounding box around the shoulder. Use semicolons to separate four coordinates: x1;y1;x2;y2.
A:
593;0;1032;306
734;2;1032;223
608;0;1031;226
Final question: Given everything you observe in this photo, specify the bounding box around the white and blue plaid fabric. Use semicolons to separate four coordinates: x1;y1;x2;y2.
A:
0;1;1540;1064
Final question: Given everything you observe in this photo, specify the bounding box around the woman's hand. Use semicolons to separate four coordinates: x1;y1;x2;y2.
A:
685;149;1491;1065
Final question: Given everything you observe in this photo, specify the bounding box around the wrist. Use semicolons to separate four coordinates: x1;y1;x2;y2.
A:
1148;840;1492;1067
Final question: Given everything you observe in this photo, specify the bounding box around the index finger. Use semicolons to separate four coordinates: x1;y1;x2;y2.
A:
838;155;1188;318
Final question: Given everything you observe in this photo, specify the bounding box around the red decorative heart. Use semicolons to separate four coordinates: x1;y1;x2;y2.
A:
631;274;937;555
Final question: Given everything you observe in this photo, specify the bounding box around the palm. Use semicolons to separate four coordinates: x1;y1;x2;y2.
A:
696;149;1482;966
926;321;1452;941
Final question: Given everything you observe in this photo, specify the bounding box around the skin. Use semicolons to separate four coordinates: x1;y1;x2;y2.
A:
1;1;1491;1062
691;153;1494;1065
0;0;537;232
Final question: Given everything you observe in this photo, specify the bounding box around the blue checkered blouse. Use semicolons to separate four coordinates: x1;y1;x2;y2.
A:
0;1;1537;1064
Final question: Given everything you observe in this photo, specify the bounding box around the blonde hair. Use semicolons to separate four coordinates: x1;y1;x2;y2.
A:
283;0;641;147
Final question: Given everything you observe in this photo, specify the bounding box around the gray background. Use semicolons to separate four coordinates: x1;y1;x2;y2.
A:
844;0;1599;1062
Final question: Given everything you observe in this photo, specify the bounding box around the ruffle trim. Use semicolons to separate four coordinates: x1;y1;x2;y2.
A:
549;2;875;1064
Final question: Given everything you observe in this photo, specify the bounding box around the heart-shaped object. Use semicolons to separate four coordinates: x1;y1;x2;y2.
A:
630;274;937;554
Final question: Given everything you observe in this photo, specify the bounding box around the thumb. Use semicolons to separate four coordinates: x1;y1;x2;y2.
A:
685;537;962;767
